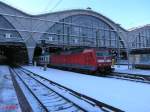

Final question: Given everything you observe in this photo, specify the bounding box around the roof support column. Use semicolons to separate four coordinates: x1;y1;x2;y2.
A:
25;36;36;65
26;46;35;65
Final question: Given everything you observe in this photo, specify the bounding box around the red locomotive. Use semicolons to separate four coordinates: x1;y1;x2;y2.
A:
36;48;113;73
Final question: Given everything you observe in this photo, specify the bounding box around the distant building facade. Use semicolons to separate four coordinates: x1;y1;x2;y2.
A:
128;25;150;68
129;25;150;49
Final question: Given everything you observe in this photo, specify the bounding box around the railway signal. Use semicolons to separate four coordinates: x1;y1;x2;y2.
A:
41;39;47;71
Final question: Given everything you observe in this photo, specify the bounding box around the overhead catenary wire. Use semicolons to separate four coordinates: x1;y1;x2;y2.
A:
43;0;53;13
49;0;63;12
33;0;63;36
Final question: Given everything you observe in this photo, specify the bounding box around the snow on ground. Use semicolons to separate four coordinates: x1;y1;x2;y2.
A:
23;65;150;112
0;65;21;112
114;65;150;75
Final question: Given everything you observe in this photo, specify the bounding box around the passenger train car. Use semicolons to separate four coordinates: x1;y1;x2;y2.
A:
130;48;150;69
36;48;113;73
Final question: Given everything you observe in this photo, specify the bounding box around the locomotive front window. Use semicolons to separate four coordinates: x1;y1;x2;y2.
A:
96;51;110;56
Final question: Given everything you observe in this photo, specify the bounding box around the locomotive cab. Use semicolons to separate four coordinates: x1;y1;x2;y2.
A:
95;50;112;72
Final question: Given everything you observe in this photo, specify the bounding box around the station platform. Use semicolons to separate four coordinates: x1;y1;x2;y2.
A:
114;65;150;76
0;65;21;112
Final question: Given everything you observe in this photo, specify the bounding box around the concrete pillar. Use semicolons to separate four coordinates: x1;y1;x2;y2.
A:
25;36;36;65
27;47;35;65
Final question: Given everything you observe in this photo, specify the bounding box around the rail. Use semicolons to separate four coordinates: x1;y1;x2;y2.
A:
109;72;150;84
9;68;33;112
18;66;124;112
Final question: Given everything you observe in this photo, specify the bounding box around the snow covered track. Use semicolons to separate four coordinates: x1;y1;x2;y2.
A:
10;67;124;112
11;68;87;112
109;72;150;84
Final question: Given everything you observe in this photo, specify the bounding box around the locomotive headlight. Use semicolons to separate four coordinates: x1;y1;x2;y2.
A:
98;60;104;62
106;59;111;62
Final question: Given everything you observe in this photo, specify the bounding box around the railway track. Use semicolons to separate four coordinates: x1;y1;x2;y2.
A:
29;65;150;85
108;72;150;84
10;67;124;112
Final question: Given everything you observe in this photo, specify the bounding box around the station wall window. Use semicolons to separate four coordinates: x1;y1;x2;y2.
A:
5;33;11;38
